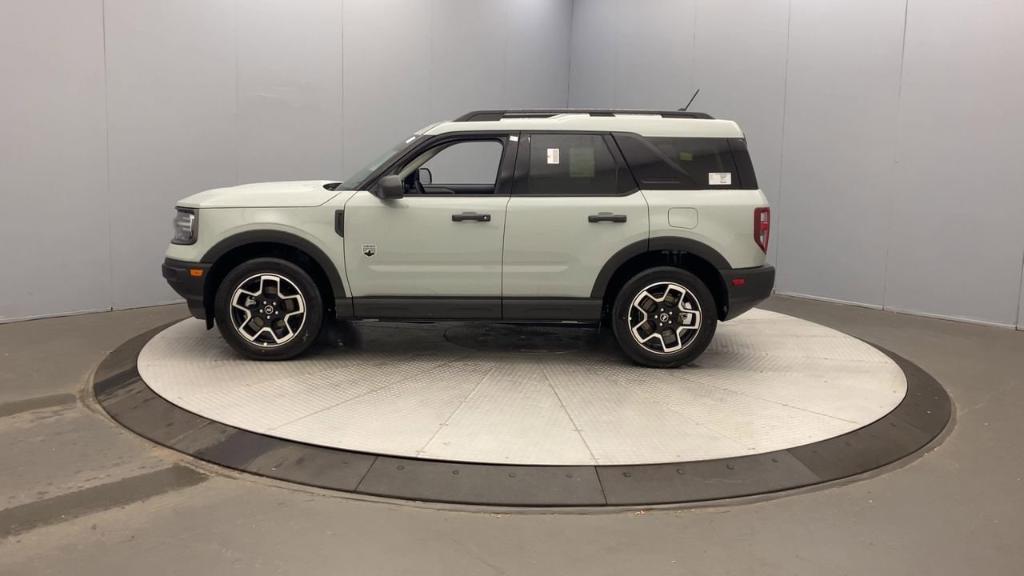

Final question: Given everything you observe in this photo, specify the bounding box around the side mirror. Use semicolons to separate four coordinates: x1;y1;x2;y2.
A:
378;175;405;200
417;167;432;185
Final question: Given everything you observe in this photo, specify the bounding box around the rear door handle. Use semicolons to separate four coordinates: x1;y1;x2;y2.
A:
588;212;627;223
452;212;492;222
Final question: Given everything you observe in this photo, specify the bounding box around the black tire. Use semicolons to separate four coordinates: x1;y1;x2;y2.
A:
611;266;717;368
214;257;324;360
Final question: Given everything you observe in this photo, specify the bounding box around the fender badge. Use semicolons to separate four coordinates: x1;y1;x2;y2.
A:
362;243;376;257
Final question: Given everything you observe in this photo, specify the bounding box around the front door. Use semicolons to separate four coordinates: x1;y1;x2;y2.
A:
344;134;515;319
502;132;649;319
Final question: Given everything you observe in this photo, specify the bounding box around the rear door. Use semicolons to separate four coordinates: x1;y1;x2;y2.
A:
501;132;649;319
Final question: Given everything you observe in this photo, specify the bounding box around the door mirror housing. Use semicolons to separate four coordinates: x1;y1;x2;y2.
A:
378;175;405;200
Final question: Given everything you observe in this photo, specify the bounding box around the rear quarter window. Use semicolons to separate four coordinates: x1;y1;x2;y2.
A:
613;133;758;190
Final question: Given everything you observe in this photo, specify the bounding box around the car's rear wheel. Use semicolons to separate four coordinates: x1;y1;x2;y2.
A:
214;257;323;360
611;266;717;368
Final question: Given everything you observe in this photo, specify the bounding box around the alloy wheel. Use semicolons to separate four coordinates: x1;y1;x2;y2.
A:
627;281;702;354
228;273;307;347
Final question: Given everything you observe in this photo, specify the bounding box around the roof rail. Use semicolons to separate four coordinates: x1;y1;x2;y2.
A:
453;109;714;122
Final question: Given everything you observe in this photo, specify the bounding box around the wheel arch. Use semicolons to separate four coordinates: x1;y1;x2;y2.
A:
592;237;731;321
201;231;346;327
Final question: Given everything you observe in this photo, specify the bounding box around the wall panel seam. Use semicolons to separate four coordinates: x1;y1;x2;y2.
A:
880;0;912;310
691;1;699;99
566;0;575;106
344;0;348;172
1016;248;1024;329
502;0;510;107
100;0;115;313
773;0;793;283
232;0;240;186
611;1;619;106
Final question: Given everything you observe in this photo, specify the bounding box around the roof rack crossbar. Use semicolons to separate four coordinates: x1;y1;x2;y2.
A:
453;109;714;122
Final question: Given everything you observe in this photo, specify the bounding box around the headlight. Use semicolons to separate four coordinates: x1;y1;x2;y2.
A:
171;208;197;245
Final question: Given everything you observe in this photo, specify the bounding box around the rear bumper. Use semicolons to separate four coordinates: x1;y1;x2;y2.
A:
720;265;775;320
162;258;211;321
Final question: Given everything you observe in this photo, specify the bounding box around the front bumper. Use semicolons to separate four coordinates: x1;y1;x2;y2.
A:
162;258;211;321
720;265;775;320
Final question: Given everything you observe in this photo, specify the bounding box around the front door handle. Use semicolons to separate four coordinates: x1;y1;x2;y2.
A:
452;212;492;222
588;212;627;223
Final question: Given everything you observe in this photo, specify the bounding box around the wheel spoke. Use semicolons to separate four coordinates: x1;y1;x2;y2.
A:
259;275;280;297
664;284;687;305
266;325;287;344
240;323;268;343
635;328;660;344
636;292;659;313
678;309;701;331
279;292;304;312
660;330;680;352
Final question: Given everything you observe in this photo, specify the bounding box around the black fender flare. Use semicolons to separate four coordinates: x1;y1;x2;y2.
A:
201;230;346;299
590;236;731;299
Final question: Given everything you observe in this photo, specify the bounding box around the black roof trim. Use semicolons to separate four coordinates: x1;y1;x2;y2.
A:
453;109;714;122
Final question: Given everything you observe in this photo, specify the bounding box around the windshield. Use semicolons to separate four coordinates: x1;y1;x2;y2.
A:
337;135;421;190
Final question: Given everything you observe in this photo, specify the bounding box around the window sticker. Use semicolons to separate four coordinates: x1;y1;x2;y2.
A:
569;147;595;178
708;172;732;186
546;147;560;164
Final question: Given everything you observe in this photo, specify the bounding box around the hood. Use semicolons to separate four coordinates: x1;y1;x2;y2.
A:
177;181;340;209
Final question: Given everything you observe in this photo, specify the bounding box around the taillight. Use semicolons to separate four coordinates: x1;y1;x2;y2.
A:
754;207;770;253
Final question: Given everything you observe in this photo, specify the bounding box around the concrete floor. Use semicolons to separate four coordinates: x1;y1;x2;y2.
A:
0;296;1022;575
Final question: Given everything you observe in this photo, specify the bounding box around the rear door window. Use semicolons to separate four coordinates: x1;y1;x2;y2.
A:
515;133;634;196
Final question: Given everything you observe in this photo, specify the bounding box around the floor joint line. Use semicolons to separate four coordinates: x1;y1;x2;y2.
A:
415;364;497;458
542;364;602;466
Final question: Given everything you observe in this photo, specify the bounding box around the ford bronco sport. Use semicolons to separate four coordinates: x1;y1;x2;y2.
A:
162;109;774;368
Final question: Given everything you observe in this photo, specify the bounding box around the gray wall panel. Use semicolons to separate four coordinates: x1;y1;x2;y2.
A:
342;0;572;179
341;0;432;177
568;0;616;107
569;0;694;109
693;0;789;266
428;0;507;120
236;0;344;183
569;0;1024;325
883;0;1024;326
104;0;238;309
10;0;1019;327
2;0;572;321
0;0;110;321
504;0;573;108
612;0;694;109
774;0;905;305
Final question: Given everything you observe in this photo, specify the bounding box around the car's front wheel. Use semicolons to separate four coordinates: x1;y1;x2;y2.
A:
611;266;717;368
214;257;323;360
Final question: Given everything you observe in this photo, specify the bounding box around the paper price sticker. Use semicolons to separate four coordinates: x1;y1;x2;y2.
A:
709;172;732;186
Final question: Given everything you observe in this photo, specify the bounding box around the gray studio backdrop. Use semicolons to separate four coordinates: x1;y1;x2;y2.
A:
2;0;1022;329
570;0;1024;329
0;0;571;321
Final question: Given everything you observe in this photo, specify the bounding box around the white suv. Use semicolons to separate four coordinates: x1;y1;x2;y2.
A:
162;109;774;368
